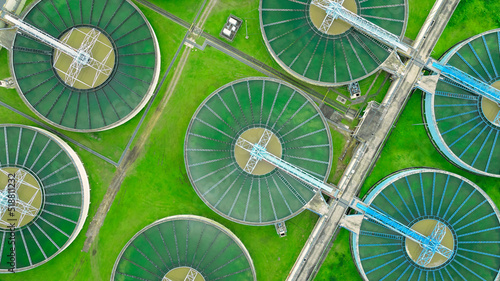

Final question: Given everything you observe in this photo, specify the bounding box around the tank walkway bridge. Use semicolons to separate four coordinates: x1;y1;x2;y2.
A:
419;59;500;125
287;0;463;280
0;10;112;87
236;128;453;268
134;0;351;114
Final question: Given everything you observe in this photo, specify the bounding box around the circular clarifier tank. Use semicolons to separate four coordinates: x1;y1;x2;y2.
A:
111;215;256;281
352;168;500;280
10;0;161;132
185;77;332;225
0;124;90;273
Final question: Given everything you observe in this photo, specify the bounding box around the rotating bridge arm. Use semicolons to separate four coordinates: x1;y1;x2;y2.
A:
235;131;339;196
236;129;453;267
415;221;452;266
311;0;410;53
239;129;274;174
354;202;452;266
432;62;500;105
0;11;113;87
1;12;82;60
494;111;500;125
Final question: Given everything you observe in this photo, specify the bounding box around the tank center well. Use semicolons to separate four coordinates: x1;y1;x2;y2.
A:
480;80;500;127
309;0;358;35
405;219;455;268
54;26;116;90
0;167;42;229
164;267;205;281
234;127;282;175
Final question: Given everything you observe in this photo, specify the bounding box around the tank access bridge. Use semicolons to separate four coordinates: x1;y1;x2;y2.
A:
285;0;470;279
237;129;452;267
311;0;410;54
420;61;500;125
312;0;500;110
0;9;112;87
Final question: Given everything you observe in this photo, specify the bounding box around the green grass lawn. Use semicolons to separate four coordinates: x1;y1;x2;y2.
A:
348;71;390;112
315;228;362;281
136;0;203;22
84;46;319;281
4;1;499;280
327;128;348;184
316;91;500;280
202;0;282;70
372;75;392;104
406;0;436;40
359;91;500;200
433;0;500;58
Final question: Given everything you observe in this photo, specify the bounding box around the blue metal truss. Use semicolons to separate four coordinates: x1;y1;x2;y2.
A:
432;62;500;104
311;0;410;52
356;203;452;266
237;135;339;196
237;130;454;267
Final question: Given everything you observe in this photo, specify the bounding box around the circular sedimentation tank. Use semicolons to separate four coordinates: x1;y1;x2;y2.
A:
0;124;90;272
424;29;500;177
184;77;332;225
10;0;161;132
260;0;408;86
352;168;500;280
111;215;256;281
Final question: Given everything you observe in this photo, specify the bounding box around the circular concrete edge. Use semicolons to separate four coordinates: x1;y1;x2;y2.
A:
351;168;500;280
183;76;333;226
8;0;162;133
110;215;257;281
258;0;409;87
0;124;90;273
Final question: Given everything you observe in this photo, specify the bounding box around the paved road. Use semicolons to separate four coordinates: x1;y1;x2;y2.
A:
287;0;461;280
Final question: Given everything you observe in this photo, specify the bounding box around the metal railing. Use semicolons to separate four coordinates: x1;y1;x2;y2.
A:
432;61;500;105
311;0;410;53
236;128;454;267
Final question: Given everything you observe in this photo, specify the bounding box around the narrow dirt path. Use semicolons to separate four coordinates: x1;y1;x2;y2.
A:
82;0;219;253
196;0;218;29
83;47;192;252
